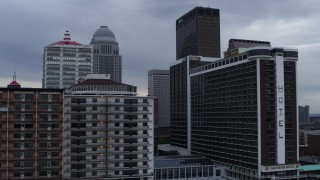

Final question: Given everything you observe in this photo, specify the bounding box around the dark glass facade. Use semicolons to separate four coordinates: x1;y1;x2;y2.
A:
176;7;220;60
170;59;210;149
189;48;298;179
191;61;259;171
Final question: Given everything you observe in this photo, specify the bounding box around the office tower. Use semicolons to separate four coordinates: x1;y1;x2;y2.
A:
63;74;154;179
170;56;213;150
188;40;299;179
299;105;310;124
91;26;122;82
0;79;64;179
42;30;93;89
148;69;170;127
176;7;221;60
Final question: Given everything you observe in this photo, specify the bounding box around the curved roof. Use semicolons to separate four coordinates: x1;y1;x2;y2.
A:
91;26;117;43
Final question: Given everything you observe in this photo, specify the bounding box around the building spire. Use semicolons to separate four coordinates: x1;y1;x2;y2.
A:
64;30;71;41
13;65;16;81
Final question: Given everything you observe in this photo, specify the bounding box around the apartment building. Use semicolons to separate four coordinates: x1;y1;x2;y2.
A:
0;80;64;179
63;74;154;180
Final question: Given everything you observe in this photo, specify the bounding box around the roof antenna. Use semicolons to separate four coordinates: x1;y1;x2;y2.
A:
13;65;16;81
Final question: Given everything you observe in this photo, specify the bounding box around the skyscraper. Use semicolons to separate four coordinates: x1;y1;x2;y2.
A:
148;69;170;127
42;31;93;89
90;26;122;82
188;40;299;179
176;7;221;60
171;6;221;150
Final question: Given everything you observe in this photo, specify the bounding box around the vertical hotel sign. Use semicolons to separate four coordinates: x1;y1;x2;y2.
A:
275;53;285;164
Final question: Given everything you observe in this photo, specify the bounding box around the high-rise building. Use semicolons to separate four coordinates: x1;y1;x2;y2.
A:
299;105;310;124
148;69;170;127
63;74;154;180
187;40;299;179
42;30;93;89
90;26;122;82
176;7;221;60
0;79;64;179
170;56;213;150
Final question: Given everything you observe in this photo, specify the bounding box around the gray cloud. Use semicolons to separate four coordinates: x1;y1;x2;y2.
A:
0;0;319;112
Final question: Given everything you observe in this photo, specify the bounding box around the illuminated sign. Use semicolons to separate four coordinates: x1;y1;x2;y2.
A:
262;164;299;172
189;56;201;61
224;49;239;58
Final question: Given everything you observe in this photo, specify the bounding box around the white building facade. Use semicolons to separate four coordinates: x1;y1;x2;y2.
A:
42;31;93;89
63;74;154;180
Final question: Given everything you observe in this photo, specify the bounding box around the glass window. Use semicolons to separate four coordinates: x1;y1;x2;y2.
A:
216;169;221;176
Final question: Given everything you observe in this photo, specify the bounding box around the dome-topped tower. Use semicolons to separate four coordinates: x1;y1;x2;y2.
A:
91;26;117;43
90;26;122;83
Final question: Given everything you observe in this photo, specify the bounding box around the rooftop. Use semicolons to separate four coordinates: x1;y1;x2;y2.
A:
50;30;83;46
154;155;215;168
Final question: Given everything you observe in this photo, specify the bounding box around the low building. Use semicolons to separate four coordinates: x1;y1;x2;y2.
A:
154;155;228;180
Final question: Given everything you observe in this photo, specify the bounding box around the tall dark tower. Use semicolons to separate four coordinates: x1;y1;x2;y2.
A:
176;7;221;60
170;7;221;151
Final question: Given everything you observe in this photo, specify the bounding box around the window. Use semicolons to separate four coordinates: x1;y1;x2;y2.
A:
115;106;120;111
92;155;97;159
115;114;120;119
92;139;97;143
92;171;97;176
115;99;120;103
216;170;221;176
92;147;97;151
92;163;97;168
92;131;97;135
92;106;97;111
92;123;97;127
92;98;97;103
115;155;119;159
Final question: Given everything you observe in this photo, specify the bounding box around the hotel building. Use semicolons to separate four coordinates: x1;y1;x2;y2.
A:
182;39;299;179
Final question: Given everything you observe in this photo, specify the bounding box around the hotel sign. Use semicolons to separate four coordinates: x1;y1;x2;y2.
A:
275;55;285;164
188;56;201;61
262;164;299;172
224;49;239;58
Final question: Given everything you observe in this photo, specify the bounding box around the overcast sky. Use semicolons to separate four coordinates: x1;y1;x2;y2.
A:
0;0;319;113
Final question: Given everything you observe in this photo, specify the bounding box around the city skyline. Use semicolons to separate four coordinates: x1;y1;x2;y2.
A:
0;0;319;113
